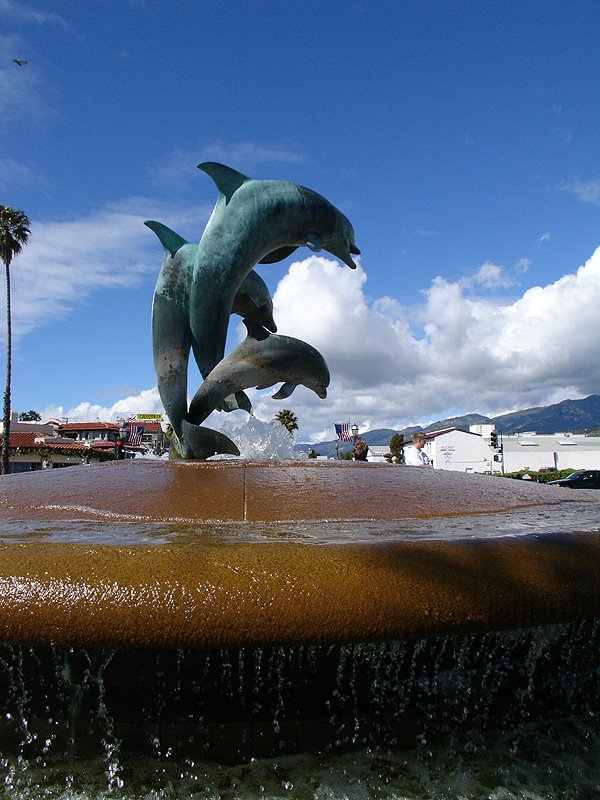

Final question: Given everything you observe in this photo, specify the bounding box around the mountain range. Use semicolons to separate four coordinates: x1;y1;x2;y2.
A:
297;394;600;458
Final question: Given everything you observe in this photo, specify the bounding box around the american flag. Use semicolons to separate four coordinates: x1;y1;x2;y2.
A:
334;423;353;442
128;425;144;447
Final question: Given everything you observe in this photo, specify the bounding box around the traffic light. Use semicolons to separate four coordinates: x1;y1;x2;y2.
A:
490;430;499;449
115;438;124;459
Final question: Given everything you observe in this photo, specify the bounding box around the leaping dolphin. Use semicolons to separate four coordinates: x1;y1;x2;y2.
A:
146;220;275;457
188;320;330;426
190;162;360;380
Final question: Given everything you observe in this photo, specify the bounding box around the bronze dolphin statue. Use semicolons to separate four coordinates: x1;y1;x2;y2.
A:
189;162;360;381
188;319;330;426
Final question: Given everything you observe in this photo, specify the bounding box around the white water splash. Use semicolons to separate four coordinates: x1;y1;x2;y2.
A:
210;417;307;461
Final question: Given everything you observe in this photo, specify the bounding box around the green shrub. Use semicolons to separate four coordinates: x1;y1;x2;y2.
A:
501;469;576;483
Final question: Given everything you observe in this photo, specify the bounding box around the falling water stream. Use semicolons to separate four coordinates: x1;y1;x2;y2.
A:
0;622;599;799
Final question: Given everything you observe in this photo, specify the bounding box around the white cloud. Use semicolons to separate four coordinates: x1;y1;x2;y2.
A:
0;156;48;191
42;387;163;424
154;141;305;190
0;0;71;29
469;261;514;289
558;179;600;206
31;243;600;444
0;34;48;123
2;199;209;340
240;247;600;440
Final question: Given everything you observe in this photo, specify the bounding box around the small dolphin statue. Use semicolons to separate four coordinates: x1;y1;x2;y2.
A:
146;220;276;458
188;320;330;426
190;162;360;381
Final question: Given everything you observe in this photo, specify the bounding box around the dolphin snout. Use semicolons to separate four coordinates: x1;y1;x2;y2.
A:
317;387;327;399
350;244;361;255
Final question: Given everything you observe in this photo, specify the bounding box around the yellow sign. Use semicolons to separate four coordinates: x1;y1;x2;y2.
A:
134;414;163;420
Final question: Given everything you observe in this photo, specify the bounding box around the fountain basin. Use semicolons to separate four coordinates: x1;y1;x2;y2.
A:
0;460;598;649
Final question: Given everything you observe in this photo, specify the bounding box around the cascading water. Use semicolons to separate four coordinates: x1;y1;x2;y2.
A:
2;457;600;798
1;621;599;799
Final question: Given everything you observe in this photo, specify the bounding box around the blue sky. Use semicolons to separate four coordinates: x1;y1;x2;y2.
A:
2;0;599;443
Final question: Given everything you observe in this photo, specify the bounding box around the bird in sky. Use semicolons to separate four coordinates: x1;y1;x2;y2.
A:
12;59;28;66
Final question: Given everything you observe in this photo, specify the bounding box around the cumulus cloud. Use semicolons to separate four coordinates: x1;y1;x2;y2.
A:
468;261;514;289
42;387;164;424
27;240;600;443
240;247;600;441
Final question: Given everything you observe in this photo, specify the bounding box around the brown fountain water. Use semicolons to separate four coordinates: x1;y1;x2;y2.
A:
0;460;600;798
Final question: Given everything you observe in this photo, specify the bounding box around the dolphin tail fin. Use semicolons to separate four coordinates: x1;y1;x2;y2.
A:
177;419;240;460
272;382;296;400
197;162;249;205
144;220;188;257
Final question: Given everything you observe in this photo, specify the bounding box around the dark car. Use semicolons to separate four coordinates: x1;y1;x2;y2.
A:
547;470;600;489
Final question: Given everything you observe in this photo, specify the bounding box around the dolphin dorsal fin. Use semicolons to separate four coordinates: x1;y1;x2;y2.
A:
197;162;249;205
144;220;188;257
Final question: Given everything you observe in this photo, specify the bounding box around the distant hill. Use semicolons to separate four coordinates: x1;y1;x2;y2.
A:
492;395;600;434
423;413;492;432
296;395;600;457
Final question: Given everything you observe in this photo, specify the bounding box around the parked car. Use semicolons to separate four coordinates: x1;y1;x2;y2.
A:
547;470;600;489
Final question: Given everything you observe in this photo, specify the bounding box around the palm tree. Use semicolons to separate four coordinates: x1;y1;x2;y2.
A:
274;409;298;435
1;207;31;475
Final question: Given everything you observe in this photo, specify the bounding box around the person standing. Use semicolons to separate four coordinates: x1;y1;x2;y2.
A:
405;432;432;467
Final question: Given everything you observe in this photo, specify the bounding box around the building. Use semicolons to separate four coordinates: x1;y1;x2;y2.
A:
0;412;168;472
401;426;498;472
1;430;114;473
58;419;166;456
501;432;600;473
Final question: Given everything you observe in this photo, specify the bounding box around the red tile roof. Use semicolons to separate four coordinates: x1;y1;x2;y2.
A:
59;422;119;432
3;431;110;456
130;421;161;432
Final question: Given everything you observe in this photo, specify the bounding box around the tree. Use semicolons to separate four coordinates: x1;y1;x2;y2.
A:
19;410;41;422
1;207;31;475
389;433;405;464
274;409;298;435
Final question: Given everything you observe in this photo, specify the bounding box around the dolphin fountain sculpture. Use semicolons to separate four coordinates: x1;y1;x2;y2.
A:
146;163;360;459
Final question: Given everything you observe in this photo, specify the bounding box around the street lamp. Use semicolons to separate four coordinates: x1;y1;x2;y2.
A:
351;423;359;441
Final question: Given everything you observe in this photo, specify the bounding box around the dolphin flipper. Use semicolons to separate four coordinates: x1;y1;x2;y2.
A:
197;162;248;204
176;419;240;460
272;382;297;400
218;391;253;415
306;232;323;252
145;220;188;257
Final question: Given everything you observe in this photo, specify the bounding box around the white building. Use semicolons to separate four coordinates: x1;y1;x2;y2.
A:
368;426;600;474
368;425;499;472
501;432;600;473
